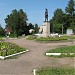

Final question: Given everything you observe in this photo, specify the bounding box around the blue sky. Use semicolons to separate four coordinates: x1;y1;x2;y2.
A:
0;0;69;28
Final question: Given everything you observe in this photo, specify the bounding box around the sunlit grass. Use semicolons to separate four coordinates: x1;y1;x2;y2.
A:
47;46;75;53
37;67;75;75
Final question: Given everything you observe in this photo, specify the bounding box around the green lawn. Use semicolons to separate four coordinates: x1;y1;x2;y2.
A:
46;46;75;57
37;67;75;75
47;46;75;53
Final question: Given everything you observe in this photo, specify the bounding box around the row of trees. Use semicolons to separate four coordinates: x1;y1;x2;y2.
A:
1;0;74;37
4;9;39;37
50;0;75;34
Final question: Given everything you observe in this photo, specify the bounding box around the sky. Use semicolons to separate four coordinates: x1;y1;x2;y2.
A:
0;0;69;28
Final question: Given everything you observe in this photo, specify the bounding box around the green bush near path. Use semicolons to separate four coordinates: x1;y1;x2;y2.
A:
36;67;75;75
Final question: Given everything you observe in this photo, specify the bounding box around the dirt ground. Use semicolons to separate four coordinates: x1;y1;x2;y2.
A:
0;38;75;75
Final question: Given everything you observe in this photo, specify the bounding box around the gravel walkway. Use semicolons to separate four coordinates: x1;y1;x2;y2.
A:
0;38;75;75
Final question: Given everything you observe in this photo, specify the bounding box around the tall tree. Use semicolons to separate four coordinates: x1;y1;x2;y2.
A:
50;9;65;33
5;9;28;36
65;0;75;29
53;9;64;24
50;0;75;34
65;0;75;16
28;23;34;30
34;23;39;33
53;23;62;33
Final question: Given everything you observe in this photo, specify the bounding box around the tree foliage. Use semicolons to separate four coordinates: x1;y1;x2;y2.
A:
53;9;64;24
28;23;34;30
50;0;75;34
50;9;65;33
65;0;75;16
0;24;5;36
5;9;28;36
34;23;39;33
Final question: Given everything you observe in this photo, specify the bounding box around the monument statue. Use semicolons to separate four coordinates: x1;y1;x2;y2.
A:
38;8;50;37
45;8;48;22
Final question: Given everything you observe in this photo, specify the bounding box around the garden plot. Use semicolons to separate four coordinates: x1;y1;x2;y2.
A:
0;40;29;59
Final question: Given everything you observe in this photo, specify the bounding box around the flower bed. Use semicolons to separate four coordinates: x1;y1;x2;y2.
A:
36;37;68;42
26;35;75;43
0;40;28;59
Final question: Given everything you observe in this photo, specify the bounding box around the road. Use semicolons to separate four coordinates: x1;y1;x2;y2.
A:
0;38;75;75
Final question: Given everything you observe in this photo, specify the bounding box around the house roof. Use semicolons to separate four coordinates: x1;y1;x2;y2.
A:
5;27;12;32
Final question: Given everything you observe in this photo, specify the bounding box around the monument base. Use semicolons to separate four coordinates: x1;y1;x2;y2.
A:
42;22;50;37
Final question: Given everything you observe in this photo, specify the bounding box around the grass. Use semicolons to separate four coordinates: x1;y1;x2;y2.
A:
25;35;37;40
36;67;75;75
36;37;68;41
0;40;26;56
63;35;75;39
47;46;75;53
46;46;75;57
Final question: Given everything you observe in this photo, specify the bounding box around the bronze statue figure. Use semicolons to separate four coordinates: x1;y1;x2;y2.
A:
45;8;48;22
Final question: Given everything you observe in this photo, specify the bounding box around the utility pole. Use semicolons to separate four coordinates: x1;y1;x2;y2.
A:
62;24;63;34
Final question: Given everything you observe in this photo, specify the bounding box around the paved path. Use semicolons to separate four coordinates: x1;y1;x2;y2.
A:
0;38;75;75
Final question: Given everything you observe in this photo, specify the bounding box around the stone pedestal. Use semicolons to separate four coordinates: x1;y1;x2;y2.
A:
42;22;50;37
